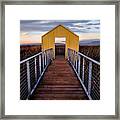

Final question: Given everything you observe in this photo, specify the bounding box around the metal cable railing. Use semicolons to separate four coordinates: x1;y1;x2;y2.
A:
68;48;100;100
20;48;54;100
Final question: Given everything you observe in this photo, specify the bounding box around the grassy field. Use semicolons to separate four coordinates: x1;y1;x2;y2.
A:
79;46;100;62
20;45;100;62
20;45;41;61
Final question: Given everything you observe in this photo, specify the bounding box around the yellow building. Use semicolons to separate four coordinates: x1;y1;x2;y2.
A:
42;25;79;58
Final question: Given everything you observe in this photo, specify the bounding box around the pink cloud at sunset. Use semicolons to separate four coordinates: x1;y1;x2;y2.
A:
20;32;43;44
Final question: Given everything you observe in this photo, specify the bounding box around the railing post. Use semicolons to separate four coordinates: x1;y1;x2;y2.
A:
51;49;53;59
44;51;46;66
50;49;54;60
82;57;85;82
78;55;81;76
73;51;76;67
72;50;74;66
75;52;78;71
70;49;72;62
88;61;92;95
26;61;31;94
68;48;70;61
42;52;45;70
68;48;69;61
39;55;41;75
74;51;76;68
47;50;50;64
46;51;47;65
47;50;49;64
46;51;48;65
49;50;51;61
34;57;37;80
48;50;50;63
68;49;70;60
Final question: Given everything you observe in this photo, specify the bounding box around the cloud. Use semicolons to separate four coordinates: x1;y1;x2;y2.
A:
79;33;100;40
20;20;100;44
34;21;52;24
95;27;100;29
20;32;44;44
21;20;100;34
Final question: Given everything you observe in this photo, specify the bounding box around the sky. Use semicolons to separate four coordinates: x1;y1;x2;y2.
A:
20;20;100;44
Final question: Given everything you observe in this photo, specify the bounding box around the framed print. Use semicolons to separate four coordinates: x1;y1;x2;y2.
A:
0;0;119;119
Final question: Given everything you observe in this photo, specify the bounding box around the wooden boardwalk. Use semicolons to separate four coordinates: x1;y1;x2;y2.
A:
30;56;88;100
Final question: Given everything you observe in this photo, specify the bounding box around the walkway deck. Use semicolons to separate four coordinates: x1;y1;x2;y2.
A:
30;56;88;100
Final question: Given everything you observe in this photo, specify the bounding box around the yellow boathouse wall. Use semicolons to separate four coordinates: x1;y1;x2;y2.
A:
42;25;79;58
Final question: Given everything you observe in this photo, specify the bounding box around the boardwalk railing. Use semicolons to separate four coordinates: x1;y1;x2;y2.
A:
68;48;100;100
20;48;54;100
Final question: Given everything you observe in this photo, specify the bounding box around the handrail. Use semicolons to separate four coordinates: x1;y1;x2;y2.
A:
20;52;42;64
20;49;53;64
78;52;100;65
20;48;54;100
68;48;100;100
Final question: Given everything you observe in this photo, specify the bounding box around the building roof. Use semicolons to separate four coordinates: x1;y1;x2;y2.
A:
42;24;79;38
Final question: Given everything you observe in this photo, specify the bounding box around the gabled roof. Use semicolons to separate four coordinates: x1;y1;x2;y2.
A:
42;24;79;38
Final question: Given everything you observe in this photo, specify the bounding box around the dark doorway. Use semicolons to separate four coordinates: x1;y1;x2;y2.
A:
55;44;65;56
55;37;66;56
